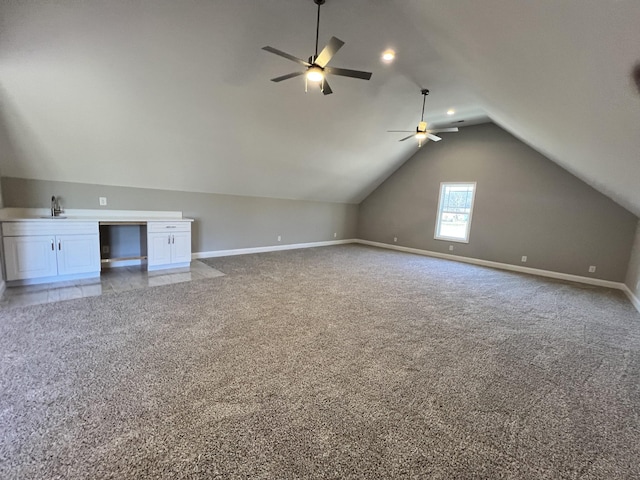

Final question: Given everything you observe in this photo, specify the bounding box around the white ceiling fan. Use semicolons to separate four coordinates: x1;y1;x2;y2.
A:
388;89;459;147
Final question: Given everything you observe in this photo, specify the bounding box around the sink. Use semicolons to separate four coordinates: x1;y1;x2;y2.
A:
40;216;67;219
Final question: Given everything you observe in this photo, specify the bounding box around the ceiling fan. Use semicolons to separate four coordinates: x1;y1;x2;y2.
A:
388;89;459;147
262;0;372;95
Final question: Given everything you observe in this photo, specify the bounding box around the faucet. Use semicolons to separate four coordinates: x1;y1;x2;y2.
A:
51;196;62;217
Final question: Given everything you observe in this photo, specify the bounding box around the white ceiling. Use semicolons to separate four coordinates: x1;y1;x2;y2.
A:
0;0;638;215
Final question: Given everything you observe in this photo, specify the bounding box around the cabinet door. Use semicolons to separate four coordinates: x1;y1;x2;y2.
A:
56;234;100;276
147;232;172;267
170;232;192;265
3;236;58;281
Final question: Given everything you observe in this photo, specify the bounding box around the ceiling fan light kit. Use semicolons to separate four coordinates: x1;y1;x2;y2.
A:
387;89;459;147
306;66;324;82
262;0;372;95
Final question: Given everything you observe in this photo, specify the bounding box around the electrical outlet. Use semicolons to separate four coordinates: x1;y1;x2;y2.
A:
99;197;107;206
102;245;109;254
333;232;337;238
521;256;527;263
588;265;596;273
393;237;398;243
449;245;454;251
277;235;281;242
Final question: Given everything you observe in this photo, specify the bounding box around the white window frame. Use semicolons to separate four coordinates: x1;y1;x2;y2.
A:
434;182;477;244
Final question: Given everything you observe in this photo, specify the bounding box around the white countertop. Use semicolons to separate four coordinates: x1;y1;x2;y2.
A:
2;217;194;223
0;208;194;223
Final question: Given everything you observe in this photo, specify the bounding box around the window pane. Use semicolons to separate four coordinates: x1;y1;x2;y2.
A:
439;213;469;239
435;183;476;243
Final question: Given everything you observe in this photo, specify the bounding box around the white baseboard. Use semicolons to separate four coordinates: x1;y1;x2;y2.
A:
355;239;628;291
191;237;639;314
622;285;640;313
193;239;357;259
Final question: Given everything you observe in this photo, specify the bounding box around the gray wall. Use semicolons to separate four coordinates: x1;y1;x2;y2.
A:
1;177;359;253
358;123;637;282
625;221;640;299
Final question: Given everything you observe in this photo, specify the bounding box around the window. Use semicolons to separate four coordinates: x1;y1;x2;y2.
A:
434;182;476;243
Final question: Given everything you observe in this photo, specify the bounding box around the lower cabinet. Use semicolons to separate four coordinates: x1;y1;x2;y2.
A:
1;218;193;284
2;222;100;283
56;235;102;275
3;236;58;280
147;222;192;269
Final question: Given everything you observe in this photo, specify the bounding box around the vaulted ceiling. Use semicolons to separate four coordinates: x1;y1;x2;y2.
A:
1;0;639;215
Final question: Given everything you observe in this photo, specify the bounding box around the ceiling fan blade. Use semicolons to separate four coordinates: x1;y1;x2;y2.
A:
321;79;333;95
399;135;415;142
429;127;459;133
262;46;311;66
387;130;414;133
314;36;345;68
325;66;372;80
427;133;442;142
270;71;304;82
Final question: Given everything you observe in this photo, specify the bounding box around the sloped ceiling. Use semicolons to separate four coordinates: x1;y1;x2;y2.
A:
0;1;638;215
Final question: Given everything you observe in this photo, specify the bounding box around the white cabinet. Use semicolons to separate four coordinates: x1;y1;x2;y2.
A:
56;234;101;275
171;231;192;264
0;216;193;284
2;221;100;283
147;232;172;267
3;236;58;280
147;221;191;270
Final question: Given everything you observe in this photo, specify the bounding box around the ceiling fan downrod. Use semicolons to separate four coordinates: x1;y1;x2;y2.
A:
420;88;430;123
313;0;326;61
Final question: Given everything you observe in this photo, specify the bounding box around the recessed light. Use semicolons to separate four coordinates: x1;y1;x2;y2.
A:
381;49;395;63
447;109;455;115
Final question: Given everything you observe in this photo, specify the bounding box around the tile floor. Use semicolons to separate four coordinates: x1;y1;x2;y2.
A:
0;260;224;309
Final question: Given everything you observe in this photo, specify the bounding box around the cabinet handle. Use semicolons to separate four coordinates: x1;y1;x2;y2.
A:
58;241;61;250
168;235;171;244
51;241;54;251
166;225;176;228
172;235;175;244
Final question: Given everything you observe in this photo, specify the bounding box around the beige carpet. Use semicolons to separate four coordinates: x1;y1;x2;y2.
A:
1;245;638;479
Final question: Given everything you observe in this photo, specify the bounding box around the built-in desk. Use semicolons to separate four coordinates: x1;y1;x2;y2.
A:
0;209;194;286
99;220;148;267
